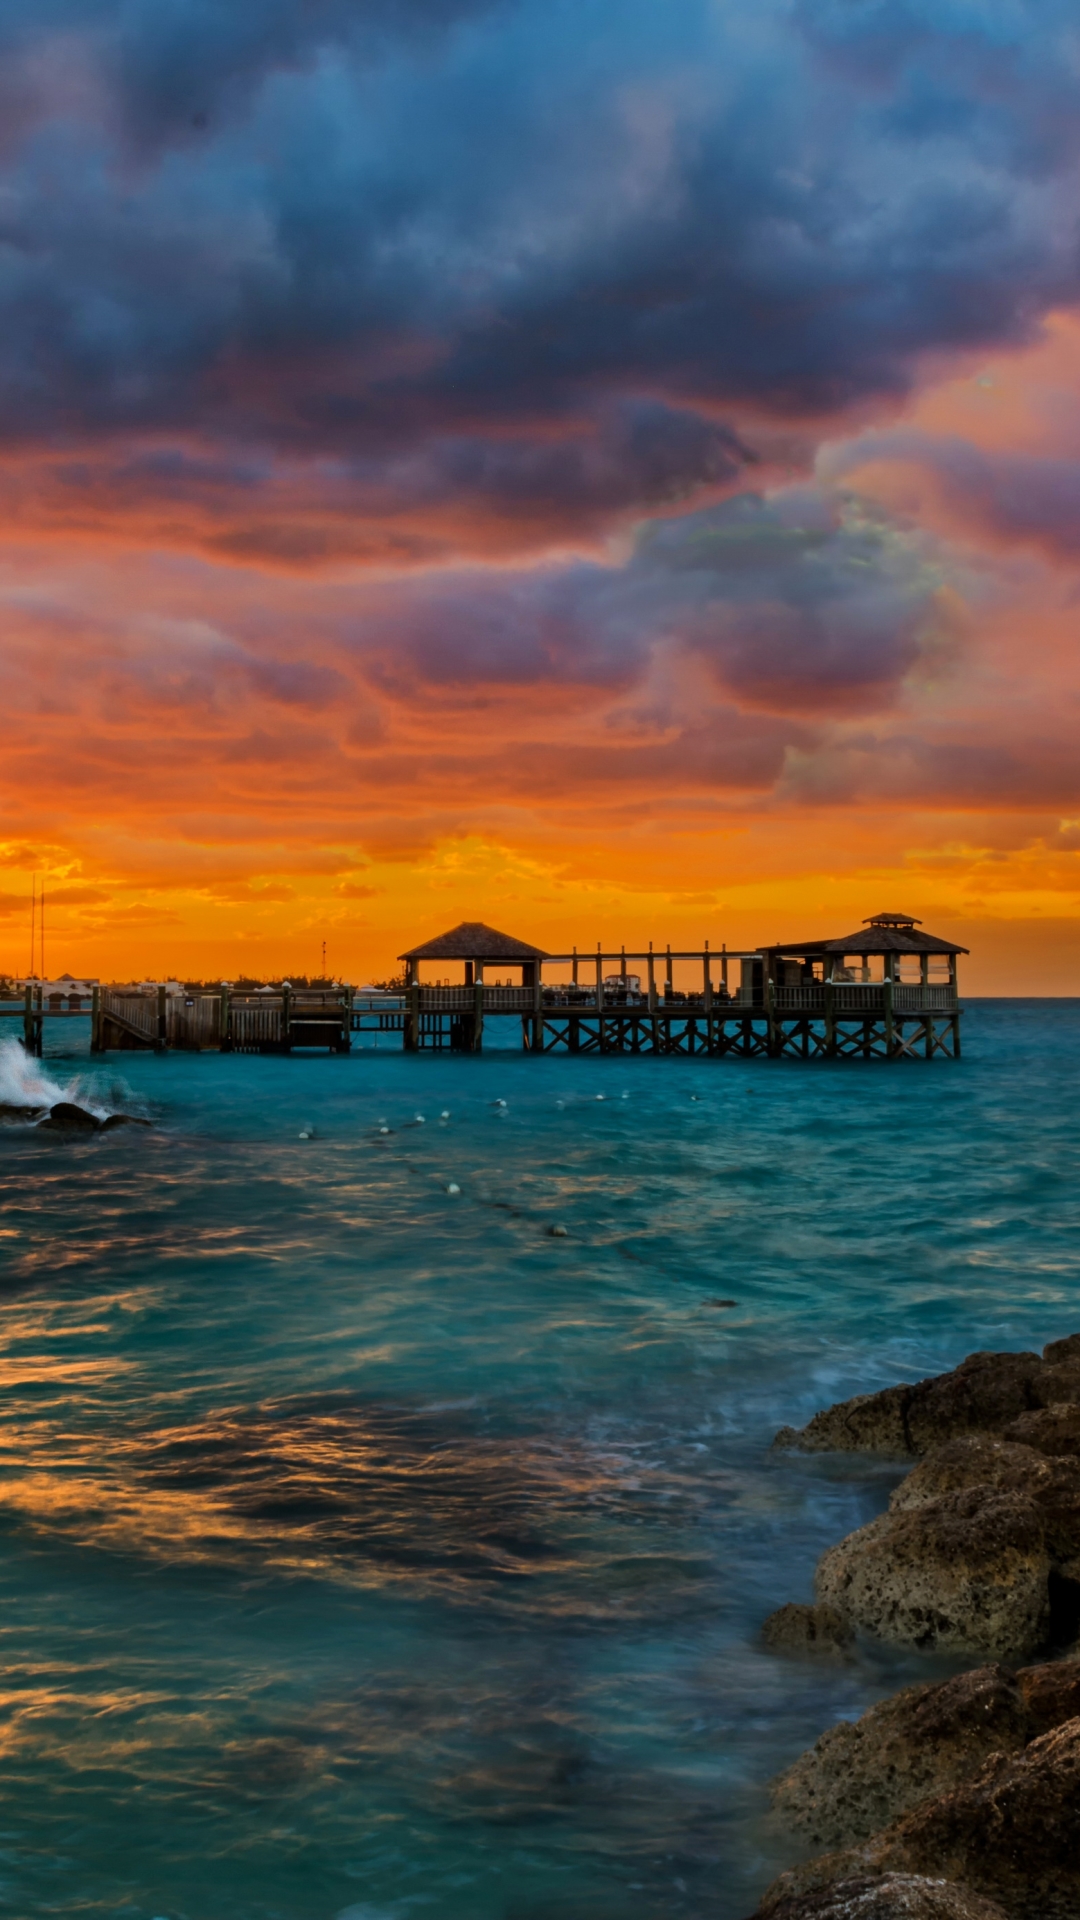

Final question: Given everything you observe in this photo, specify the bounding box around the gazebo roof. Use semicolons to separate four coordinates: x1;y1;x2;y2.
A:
399;920;548;962
770;912;967;957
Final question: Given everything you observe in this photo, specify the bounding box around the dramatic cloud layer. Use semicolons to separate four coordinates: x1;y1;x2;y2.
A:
1;0;1079;986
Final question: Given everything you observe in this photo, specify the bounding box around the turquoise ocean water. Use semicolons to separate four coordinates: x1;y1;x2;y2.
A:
0;1003;1078;1920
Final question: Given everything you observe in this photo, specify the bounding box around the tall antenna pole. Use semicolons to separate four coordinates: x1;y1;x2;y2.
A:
322;937;327;980
40;876;45;984
29;875;36;980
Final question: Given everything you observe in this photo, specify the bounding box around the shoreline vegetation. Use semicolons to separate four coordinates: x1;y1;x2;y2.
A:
748;1337;1080;1919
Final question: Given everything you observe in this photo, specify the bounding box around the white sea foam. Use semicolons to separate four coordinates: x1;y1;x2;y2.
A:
0;1037;111;1120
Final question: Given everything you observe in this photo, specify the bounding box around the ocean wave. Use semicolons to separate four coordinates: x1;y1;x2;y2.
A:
0;1036;144;1126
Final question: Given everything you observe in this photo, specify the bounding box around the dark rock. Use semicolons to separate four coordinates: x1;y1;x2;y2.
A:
907;1352;1046;1454
870;1714;1080;1920
760;1716;1080;1920
1043;1333;1080;1366
815;1487;1051;1657
0;1103;46;1121
1033;1361;1080;1406
761;1602;855;1657
1017;1656;1080;1733
775;1351;1047;1457
1003;1403;1080;1456
98;1113;153;1131
774;1386;914;1456
751;1872;1009;1919
887;1436;1059;1509
37;1102;100;1131
886;1435;1080;1578
769;1666;1029;1849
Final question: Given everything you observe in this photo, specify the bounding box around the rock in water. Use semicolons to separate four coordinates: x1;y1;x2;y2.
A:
751;1873;1009;1919
761;1602;854;1658
37;1102;100;1131
98;1113;152;1131
1043;1332;1080;1366
774;1351;1048;1457
770;1666;1030;1849
885;1435;1080;1512
774;1337;1080;1458
758;1716;1080;1920
870;1716;1080;1920
814;1487;1051;1658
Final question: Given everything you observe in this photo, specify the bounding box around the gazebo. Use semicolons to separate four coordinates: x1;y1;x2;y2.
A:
764;912;967;989
398;921;548;989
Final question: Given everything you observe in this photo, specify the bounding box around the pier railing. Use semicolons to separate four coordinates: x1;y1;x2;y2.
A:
101;989;160;1044
411;983;959;1016
773;983;958;1014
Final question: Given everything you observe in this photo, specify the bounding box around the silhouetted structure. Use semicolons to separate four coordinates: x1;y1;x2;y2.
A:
1;912;965;1059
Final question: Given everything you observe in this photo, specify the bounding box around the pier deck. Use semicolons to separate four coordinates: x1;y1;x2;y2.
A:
0;912;964;1061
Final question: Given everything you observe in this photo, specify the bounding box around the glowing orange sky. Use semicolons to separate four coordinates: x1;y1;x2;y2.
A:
3;324;1080;991
3;10;1080;993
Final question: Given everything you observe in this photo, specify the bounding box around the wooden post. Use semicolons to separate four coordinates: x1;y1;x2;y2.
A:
824;972;836;1058
405;979;419;1052
950;953;961;1057
703;942;712;1012
282;982;293;1053
156;983;168;1053
665;945;673;999
883;956;894;1059
473;973;484;1051
572;946;579;988
647;942;658;1052
595;947;603;1008
220;984;231;1052
91;983;102;1053
721;943;728;995
532;961;543;1053
764;953;778;1057
23;982;33;1054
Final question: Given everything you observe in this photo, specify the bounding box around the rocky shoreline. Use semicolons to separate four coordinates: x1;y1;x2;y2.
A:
746;1337;1080;1919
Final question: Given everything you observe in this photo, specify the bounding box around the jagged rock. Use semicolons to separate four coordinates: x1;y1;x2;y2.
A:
815;1487;1051;1657
1017;1656;1080;1732
774;1385;914;1456
751;1872;1009;1919
36;1101;100;1131
1043;1333;1080;1366
769;1665;1029;1849
775;1351;1049;1457
888;1434;1080;1532
1004;1401;1080;1457
873;1715;1080;1920
0;1103;45;1121
762;1602;855;1657
759;1716;1080;1920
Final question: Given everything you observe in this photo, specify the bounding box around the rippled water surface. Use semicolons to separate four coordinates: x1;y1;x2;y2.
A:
0;1003;1078;1920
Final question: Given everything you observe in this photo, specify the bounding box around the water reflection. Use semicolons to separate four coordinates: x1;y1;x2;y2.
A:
0;1013;1076;1917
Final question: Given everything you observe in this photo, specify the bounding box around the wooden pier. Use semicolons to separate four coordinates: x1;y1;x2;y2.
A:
0;983;353;1057
0;913;964;1061
387;915;964;1060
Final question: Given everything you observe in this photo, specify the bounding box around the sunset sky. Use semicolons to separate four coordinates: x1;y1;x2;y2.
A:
3;0;1080;991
